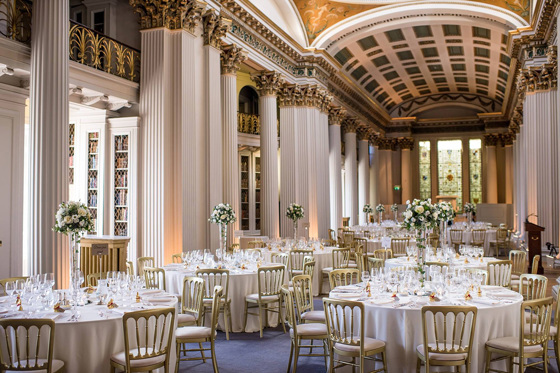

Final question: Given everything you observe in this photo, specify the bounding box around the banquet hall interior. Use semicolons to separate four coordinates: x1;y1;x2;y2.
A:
1;0;560;372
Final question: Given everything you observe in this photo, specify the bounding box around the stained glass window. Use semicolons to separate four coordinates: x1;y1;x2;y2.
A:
419;141;431;200
469;139;482;204
437;140;462;207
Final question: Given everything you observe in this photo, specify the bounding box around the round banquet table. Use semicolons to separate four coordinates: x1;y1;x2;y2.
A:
385;256;502;271
164;266;282;333
329;286;522;372
0;289;178;373
446;228;497;255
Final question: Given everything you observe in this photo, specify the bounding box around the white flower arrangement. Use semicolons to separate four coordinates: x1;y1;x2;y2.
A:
390;204;398;212
375;204;385;213
208;203;237;225
402;199;439;231
464;203;476;214
435;201;456;222
363;204;374;214
52;201;95;236
286;203;304;222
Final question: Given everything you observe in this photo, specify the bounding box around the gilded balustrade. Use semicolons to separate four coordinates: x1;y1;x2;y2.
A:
0;0;31;44
238;112;260;135
69;21;140;83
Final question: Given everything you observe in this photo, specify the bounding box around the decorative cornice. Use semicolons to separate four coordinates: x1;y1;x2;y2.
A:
220;44;246;75
398;137;415;150
356;126;370;141
509;106;523;133
202;9;231;49
318;90;333;113
483;133;500;147
129;0;166;30
328;106;346;125
342;117;359;134
251;71;283;97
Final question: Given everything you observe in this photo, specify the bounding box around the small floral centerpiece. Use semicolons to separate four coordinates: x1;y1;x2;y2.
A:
286;203;305;239
402;199;439;277
363;204;374;225
209;203;237;252
391;204;398;222
53;201;95;287
376;204;385;224
464;202;476;226
435;202;456;247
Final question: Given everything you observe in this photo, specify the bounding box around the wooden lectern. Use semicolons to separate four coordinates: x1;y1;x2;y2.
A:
525;222;545;274
79;236;130;282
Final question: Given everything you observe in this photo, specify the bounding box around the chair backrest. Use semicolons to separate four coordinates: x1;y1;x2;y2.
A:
86;272;106;287
427;235;439;249
270;252;289;268
171;253;182;264
391;238;409;256
373;248;393;261
328;269;360;289
332;248;350;270
209;286;223;336
181;276;204;321
323;298;365;355
302;260;315;280
328;229;337;242
519;274;547;301
521;297;553;349
196;269;230;301
471;229;486;245
282;286;299;335
355;253;367;273
292;275;314;319
0;319;56;372
367;257;384;272
248;240;266;249
342;217;350;227
144;267;166;291
532;255;540;275
450;229;463;244
121;307;175;371
509;250;527;276
354;237;367;250
289;250;313;273
244;248;262;258
421;306;477;370
257;265;285;298
126;261;134;276
496;228;508;242
0;277;28;297
137;257;154;276
343;231;355;248
487;260;512;287
229;243;239;253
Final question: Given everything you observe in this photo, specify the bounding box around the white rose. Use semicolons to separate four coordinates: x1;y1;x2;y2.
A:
415;206;424;214
78;208;87;216
64;216;72;224
404;210;413;219
79;220;85;227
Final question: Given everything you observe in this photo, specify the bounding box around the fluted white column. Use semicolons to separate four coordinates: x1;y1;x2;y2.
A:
316;105;331;238
307;106;318;239
343;119;359;226
252;72;281;238
369;141;379;207
328;108;345;230
28;0;70;287
357;128;370;225
221;45;246;248
484;135;498;204
279;95;299;238
504;140;513;204
400;139;414;204
296;106;310;237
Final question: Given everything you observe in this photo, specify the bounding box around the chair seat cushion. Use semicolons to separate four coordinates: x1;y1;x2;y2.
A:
416;343;468;361
301;310;326;322
291;270;303;275
334;337;385;353
290;323;328;337
485;336;543;354
203;298;229;305
176;326;214;340
347;263;358;268
111;348;167;368
322;267;333;273
550;326;557;337
9;359;65;372
177;313;197;325
511;274;520;280
245;293;280;302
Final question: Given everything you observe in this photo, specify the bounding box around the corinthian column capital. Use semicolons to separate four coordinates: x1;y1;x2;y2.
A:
202;9;231;49
251;71;283;97
342;117;359;133
398;137;415;150
356;126;370;141
220;44;247;75
278;83;302;107
328;106;346;125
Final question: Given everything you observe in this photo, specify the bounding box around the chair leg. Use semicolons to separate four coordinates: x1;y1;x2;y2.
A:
328;343;335;373
485;350;491;373
319;273;323;295
544;349;549;373
175;343;181;373
287;340;294;373
211;340;219;373
516;356;521;373
382;351;387;372
278;300;286;333
293;341;300;373
258;303;264;338
416;357;421;373
555;339;560;370
223;306;230;341
322;339;329;370
243;301;249;333
359;356;364;373
199;342;207;362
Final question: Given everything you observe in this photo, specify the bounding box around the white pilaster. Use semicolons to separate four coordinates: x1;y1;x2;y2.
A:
484;136;498;204
343;119;358;226
400;139;414;204
28;0;70;287
504;142;513;204
328;108;344;231
369;142;379;207
315;106;331;238
296;106;310;237
357;129;370;225
306;106;318;238
279;104;299;238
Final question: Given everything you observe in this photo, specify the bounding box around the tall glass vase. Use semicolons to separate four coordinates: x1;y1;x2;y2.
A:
467;212;473;228
416;228;427;283
219;224;227;252
293;220;298;239
378;212;383;224
69;234;80;289
439;221;446;248
393;211;397;222
365;213;369;226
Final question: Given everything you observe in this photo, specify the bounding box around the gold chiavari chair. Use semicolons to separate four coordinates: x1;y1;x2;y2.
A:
292;275;325;324
342;217;350;227
328;229;337;243
328;268;361;290
319;248;350;295
0;318;65;372
196;269;232;341
356;252;369;274
179;276;204;327
353;237;367;257
302;260;315;281
337;228;346;247
546;298;560;369
471;229;487;247
110;307;175;373
126;261;134;276
86;272;106;287
323;298;387;372
489;228;509;257
373;248;393;263
427;233;439;249
532;255;540;274
282;286;329;372
289;250;313;279
144;267;166;291
417;306;477;373
518;274;547;301
343;231;355;249
487;260;512;288
243;265;286;338
509;250;527;279
391;238;409;257
367;257;385;273
229;243;239;253
271;252;289;267
137;256;154;277
449;229;464;251
247;240;266;249
175;286;222;373
485;297;553;372
171;253;182;264
0;276;28;296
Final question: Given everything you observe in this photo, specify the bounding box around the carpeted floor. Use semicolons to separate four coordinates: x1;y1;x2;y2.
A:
178;256;560;373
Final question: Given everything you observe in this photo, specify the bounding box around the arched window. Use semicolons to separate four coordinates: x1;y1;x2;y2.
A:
238;86;259;115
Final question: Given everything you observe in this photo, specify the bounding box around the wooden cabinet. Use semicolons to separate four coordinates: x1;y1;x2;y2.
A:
239;149;261;234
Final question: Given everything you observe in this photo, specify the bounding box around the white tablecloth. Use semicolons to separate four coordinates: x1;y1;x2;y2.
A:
385;256;501;271
165;267;280;333
446;228;497;255
0;289;178;373
330;287;522;372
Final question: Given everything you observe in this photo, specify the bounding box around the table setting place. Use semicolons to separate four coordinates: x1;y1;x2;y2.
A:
164;249;277;274
329;267;522;310
387;245;493;267
0;271;176;323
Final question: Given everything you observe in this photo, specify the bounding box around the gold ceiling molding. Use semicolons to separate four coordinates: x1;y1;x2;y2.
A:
328;106;347;124
251;70;284;96
203;9;231;49
221;44;247;75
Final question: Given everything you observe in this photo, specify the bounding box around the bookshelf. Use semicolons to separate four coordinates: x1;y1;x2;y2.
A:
113;134;129;236
238;149;261;233
87;131;99;234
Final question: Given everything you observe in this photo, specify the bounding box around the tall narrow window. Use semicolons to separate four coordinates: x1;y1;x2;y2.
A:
93;11;105;33
469;139;482;204
437;140;463;207
114;135;129;236
419;141;431;200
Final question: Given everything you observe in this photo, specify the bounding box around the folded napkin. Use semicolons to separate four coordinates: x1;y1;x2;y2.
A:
470;298;499;306
335;293;362;299
53;303;65;313
146;297;175;304
492;292;520;299
141;289;164;296
369;298;394;305
337;285;361;291
481;285;504;291
107;299;119;309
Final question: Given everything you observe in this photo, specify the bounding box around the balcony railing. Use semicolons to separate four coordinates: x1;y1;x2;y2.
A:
238;112;260;135
0;0;32;44
69;21;140;83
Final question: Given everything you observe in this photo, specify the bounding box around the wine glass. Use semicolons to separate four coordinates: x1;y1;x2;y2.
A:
44;273;55;289
216;249;223;263
362;271;370;287
5;281;15;301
